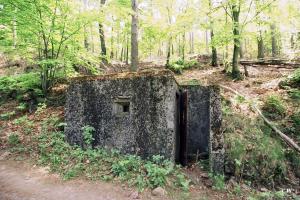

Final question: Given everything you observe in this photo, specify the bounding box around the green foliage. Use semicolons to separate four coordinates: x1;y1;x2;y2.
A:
209;174;226;191
0;73;42;102
0;111;16;120
280;69;300;88
8;133;20;146
224;107;287;186
32;121;189;192
13;115;34;135
248;190;288;200
166;59;198;74
288;89;300;102
262;95;286;120
81;125;95;148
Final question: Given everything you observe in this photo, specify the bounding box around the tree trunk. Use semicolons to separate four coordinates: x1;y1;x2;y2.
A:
99;23;107;61
110;26;114;59
231;4;241;79
182;32;185;61
130;0;138;71
209;0;217;66
126;32;129;65
211;30;218;66
271;23;279;57
166;38;172;66
99;0;107;63
257;32;264;59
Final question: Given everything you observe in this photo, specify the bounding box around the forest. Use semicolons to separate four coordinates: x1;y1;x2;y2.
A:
0;0;300;199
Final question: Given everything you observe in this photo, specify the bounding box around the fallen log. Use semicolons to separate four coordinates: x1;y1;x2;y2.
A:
219;84;300;154
240;59;300;68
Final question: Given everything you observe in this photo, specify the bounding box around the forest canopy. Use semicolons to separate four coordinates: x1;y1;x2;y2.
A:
0;0;299;85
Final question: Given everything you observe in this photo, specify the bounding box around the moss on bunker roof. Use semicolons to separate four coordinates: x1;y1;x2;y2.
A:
71;69;176;83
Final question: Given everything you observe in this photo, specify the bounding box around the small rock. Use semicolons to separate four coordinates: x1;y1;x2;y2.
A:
260;187;268;192
200;173;209;179
152;187;166;196
129;191;139;199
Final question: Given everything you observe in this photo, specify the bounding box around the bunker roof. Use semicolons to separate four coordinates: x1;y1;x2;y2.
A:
71;69;176;83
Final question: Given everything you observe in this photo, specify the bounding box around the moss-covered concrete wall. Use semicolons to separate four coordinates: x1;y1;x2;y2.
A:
65;70;224;173
65;70;178;160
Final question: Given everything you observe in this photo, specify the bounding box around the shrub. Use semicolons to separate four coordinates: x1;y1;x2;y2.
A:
224;109;287;186
209;174;226;191
280;68;300;88
33;122;190;192
166;59;198;74
0;72;43;102
262;95;286;120
8;133;20;146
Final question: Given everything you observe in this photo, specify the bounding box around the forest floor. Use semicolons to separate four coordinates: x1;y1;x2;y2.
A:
0;63;299;200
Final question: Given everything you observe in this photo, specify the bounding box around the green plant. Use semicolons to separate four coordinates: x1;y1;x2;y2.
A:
17;119;190;192
209;173;226;191
0;111;16;120
0;73;43;103
280;68;300;88
16;103;27;112
81;125;95;148
166;59;198;74
224;110;287;186
8;133;20;146
262;95;286;120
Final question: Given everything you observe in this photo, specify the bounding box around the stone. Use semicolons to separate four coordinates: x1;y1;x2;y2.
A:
152;187;166;196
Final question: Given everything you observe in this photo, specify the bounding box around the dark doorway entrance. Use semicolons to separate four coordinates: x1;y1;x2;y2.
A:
177;90;188;166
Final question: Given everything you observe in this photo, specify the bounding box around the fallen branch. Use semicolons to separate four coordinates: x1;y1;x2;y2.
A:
219;84;300;154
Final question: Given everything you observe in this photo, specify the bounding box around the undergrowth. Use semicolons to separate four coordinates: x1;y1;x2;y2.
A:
8;117;190;192
166;59;198;74
0;72;43;103
223;101;288;187
280;68;300;88
262;95;286;120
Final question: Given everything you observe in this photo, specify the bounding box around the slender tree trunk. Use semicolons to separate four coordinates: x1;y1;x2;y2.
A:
271;23;279;57
257;31;264;59
211;30;218;66
166;38;172;66
231;4;241;79
209;0;217;66
99;23;107;61
182;32;186;61
99;0;107;63
110;26;114;59
130;0;138;71
83;0;89;51
291;34;295;50
126;34;129;65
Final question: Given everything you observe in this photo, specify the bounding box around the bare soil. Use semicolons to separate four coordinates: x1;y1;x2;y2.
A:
0;159;162;200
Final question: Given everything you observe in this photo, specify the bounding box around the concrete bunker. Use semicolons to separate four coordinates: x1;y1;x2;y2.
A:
65;70;224;174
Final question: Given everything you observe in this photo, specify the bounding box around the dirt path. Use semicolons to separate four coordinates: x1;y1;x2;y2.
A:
0;160;159;200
